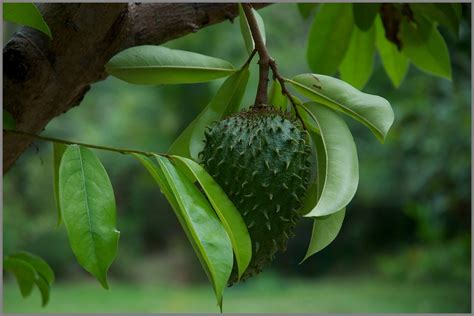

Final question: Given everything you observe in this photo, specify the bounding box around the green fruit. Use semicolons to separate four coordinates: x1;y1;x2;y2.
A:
200;106;312;283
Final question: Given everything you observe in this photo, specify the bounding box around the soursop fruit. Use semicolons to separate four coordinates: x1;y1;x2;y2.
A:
200;106;312;283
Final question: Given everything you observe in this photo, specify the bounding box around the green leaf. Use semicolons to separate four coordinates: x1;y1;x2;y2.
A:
339;24;376;89
411;3;461;35
156;156;232;309
3;3;52;38
288;73;394;143
300;129;346;260
168;67;250;160
172;156;252;279
9;252;54;285
302;209;346;261
297;3;318;19
400;14;452;80
268;79;288;111
3;257;36;297
34;275;50;307
300;103;359;217
306;3;354;75
238;4;266;55
105;45;236;85
375;16;409;88
59;145;120;289
133;154;233;309
3;110;16;130
53;143;67;226
352;3;380;31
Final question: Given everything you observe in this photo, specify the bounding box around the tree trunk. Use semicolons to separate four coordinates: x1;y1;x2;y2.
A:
3;3;269;173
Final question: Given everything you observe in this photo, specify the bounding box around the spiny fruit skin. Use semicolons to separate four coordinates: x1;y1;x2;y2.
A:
200;106;312;284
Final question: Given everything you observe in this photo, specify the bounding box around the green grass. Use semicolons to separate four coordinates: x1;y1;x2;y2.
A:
3;274;471;313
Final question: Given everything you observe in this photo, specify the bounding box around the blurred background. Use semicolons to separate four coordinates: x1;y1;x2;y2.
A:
3;3;471;313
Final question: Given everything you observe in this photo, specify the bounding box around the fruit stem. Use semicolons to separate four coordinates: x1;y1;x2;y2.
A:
3;129;165;157
242;4;270;107
242;4;306;126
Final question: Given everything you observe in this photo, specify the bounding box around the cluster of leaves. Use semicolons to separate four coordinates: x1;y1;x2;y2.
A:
300;3;460;88
3;252;54;306
3;2;461;311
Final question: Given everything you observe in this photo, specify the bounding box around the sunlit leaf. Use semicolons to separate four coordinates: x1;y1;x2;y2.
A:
339;24;376;89
400;14;452;80
375;16;409;88
9;251;54;285
307;3;354;75
239;4;266;55
3;3;52;38
300;103;358;217
289;73;394;142
3;257;36;297
411;3;461;35
59;145;120;289
172;156;252;279
269;79;288;111
53;143;67;226
3;110;16;130
105;46;236;85
168;67;250;160
352;3;380;31
297;3;318;19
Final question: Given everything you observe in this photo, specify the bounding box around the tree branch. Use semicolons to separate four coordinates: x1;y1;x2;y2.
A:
3;3;269;173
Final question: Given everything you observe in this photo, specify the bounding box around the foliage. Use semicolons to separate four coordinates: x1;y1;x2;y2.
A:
305;3;461;88
2;3;469;312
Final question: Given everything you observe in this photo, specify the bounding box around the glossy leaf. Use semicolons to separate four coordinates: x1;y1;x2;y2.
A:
172;156;252;279
3;3;52;38
3;110;16;130
155;156;233;309
3;257;36;297
53;143;67;226
289;73;394;143
375;16;409;88
10;251;54;285
59;145;120;289
297;3;318;19
105;45;235;85
411;3;461;35
133;153;232;309
303;209;346;261
339;24;376;89
306;3;354;75
168;67;250;160
239;4;266;54
400;14;452;80
299;130;346;260
269;79;288;111
132;154;219;307
352;3;380;31
301;103;359;217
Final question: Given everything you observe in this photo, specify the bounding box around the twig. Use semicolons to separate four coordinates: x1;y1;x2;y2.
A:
4;129;164;157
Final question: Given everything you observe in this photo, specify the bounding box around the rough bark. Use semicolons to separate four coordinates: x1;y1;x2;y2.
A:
3;3;269;173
